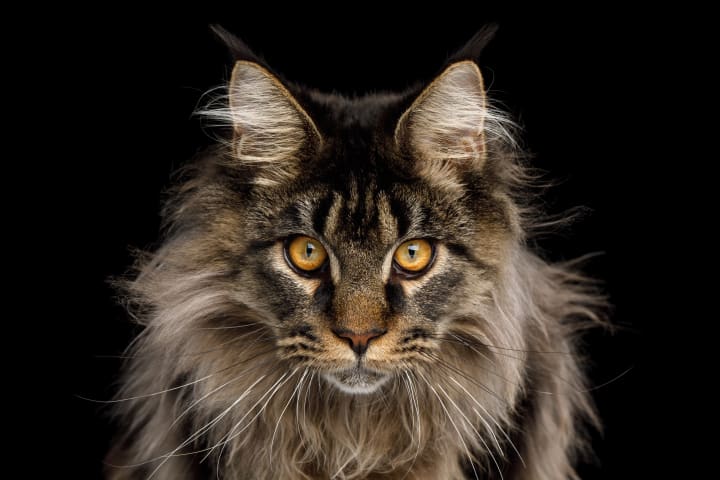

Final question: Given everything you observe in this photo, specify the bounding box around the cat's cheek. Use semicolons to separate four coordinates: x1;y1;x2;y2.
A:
469;228;514;269
363;329;410;363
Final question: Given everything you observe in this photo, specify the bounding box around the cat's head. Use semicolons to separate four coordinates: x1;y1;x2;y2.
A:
147;33;523;396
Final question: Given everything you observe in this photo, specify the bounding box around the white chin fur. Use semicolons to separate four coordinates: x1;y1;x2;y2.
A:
322;369;390;395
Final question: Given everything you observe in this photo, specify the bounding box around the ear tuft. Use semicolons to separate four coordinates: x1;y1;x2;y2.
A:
447;24;499;64
210;25;263;64
395;61;489;186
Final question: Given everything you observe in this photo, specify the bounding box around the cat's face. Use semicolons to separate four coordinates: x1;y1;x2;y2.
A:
246;175;510;393
194;61;516;394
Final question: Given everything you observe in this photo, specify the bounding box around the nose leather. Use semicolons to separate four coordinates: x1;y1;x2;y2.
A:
332;327;387;356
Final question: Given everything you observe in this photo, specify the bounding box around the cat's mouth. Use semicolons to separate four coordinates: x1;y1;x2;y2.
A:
323;365;390;394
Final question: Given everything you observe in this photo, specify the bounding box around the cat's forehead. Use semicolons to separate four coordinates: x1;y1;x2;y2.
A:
282;174;463;252
299;94;417;184
309;178;403;247
303;89;410;132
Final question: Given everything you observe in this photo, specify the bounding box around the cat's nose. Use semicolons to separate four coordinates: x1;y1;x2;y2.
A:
332;327;387;356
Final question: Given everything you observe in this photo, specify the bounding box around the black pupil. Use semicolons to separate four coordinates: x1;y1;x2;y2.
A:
408;244;418;259
305;242;315;258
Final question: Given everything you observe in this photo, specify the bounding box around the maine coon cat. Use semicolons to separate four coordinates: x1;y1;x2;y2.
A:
107;26;604;480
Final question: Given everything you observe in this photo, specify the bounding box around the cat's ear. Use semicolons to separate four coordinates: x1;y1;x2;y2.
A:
395;61;489;186
228;61;322;186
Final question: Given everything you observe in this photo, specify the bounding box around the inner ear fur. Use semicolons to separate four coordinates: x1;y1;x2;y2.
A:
228;61;322;186
395;61;489;185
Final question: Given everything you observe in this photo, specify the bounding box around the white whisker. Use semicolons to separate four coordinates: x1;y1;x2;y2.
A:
437;384;504;480
212;369;298;472
270;368;308;460
303;371;314;428
145;373;268;479
193;322;262;330
416;370;479;480
398;370;422;480
449;376;525;467
81;373;215;404
449;333;499;367
169;370;250;430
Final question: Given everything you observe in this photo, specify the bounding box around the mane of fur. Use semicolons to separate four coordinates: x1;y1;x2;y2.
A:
107;43;605;480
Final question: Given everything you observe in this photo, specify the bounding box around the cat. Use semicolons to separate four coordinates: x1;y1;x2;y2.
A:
106;26;604;480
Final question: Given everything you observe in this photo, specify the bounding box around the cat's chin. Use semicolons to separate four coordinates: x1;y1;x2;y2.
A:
323;367;390;394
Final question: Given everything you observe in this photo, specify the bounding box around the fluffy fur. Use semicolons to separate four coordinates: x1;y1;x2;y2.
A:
107;29;604;480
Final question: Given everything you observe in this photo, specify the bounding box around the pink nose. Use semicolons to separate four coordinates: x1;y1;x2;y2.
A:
332;327;387;356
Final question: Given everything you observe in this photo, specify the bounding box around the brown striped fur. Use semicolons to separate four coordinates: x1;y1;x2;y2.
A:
107;30;604;480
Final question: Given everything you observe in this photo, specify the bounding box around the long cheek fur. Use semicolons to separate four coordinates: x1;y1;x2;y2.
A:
415;252;528;404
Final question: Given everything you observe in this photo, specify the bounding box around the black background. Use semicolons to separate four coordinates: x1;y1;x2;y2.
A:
53;8;675;479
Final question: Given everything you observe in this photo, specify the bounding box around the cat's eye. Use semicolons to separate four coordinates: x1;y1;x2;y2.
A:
285;236;328;274
393;239;434;275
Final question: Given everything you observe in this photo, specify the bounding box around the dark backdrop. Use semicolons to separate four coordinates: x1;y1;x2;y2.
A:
58;10;669;479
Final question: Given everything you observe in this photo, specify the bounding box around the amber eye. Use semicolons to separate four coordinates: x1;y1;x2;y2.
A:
393;239;434;274
285;236;328;273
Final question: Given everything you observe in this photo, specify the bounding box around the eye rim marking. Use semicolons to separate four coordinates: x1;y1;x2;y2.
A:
284;235;329;277
392;238;436;279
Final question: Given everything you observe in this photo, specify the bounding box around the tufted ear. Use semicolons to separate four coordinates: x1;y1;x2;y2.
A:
210;24;264;64
395;61;489;186
228;61;322;186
